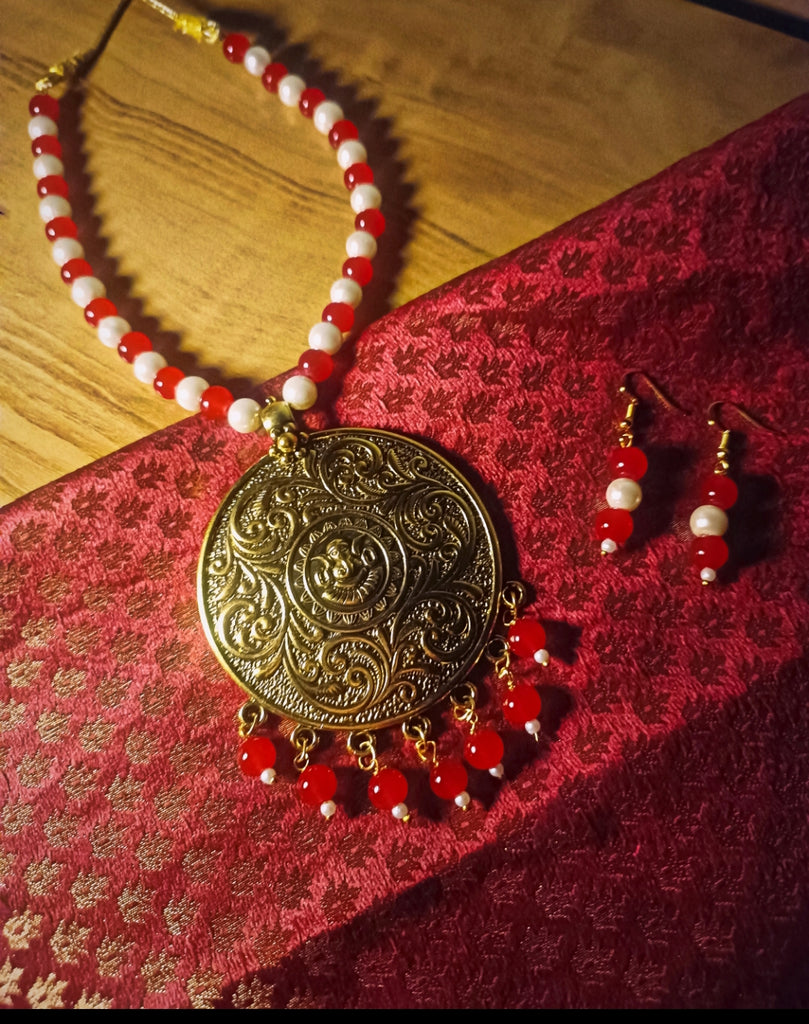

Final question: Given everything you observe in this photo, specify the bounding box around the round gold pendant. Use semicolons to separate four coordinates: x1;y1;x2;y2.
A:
198;428;501;731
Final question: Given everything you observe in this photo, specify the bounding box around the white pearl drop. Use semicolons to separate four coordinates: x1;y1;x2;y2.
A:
278;74;305;107
689;504;729;537
308;321;343;354
454;791;471;809
489;764;504;779
132;350;167;384
33;154;64;179
320;799;337;819
28;115;58;140
329;278;362;307
601;538;618;555
51;237;83;266
174;375;209;412
39;195;71;223
259;768;276;785
350;183;382;214
391;803;409;820
606;477;642;511
282;374;318;409
534;648;550;667
71;276;105;307
700;567;717;583
97;316;131;349
313;100;343;135
525;718;541;736
243;46;270;76
227;397;261;434
337;139;367;170
345;230;377;260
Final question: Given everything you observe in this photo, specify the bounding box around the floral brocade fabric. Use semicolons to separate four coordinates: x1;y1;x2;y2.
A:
3;96;809;1009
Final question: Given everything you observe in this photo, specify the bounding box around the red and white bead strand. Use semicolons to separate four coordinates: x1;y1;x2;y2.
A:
28;30;383;431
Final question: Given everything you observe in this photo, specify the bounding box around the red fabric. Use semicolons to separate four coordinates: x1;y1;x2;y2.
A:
2;95;809;1009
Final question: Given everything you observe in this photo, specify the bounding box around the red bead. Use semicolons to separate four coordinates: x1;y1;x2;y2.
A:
297;763;337;807
355;209;385;237
368;768;408;811
299;87;325;117
502;684;541;726
83;297;117;326
594;508;634;545
117;331;152;363
343;163;374;190
199;385;233;420
60;258;93;284
322;302;354;333
45;217;77;241
36;174;69;199
298;349;334;382
153;366;185;400
31;135;62;159
29;94;59;120
237;735;277;777
328;119;359;149
608;445;648;481
342;256;373;286
222;33;250;63
464;729;504;771
700;474;738;510
429;759;468;801
261;62;287;93
507;618;546;659
690;535;729;571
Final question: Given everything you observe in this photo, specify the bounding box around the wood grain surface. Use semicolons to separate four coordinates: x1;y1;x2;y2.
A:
2;0;809;505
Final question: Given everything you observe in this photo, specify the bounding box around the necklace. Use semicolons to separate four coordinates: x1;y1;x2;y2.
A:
29;0;551;822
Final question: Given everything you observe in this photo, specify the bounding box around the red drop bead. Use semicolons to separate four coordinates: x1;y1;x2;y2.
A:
368;768;408;811
31;135;62;159
464;730;504;771
36;174;69;199
298;349;333;383
199;385;233;420
153;366;185;400
700;474;738;510
45;217;77;241
507;618;546;659
608;445;648;481
502;684;541;726
60;258;93;284
261;62;287;93
117;331;152;363
344;163;374;190
299;87;325;117
297;763;337;807
355;209;385;238
429;759;468;801
222;32;250;64
237;736;277;777
594;508;634;545
29;94;59;120
84;297;117;326
342;256;373;286
328;119;359;149
690;535;729;570
322;302;354;333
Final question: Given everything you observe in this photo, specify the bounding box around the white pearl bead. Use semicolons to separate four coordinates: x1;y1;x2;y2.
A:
39;195;71;222
313;100;343;135
33;154;64;179
28;115;58;140
243;46;270;76
391;802;409;820
525;718;541;736
278;74;305;107
282;374;318;409
175;375;209;412
51;237;83;266
133;350;167;384
227;397;261;434
689;504;728;537
600;538;618;555
337;139;367;170
700;567;717;584
259;767;276;785
534;648;550;667
97;316;131;348
489;764;504;779
606;477;642;511
345;230;377;260
320;799;337;819
454;791;470;809
350;183;382;214
308;321;343;354
71;276;105;307
329;278;362;307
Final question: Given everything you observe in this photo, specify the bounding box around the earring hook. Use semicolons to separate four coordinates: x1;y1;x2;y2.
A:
706;401;780;435
620;371;688;414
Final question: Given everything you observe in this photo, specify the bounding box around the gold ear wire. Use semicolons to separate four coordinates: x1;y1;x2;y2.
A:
615;371;688;448
706;401;781;475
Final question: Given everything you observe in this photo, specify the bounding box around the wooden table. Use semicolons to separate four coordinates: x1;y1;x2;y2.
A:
2;0;808;505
